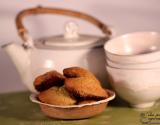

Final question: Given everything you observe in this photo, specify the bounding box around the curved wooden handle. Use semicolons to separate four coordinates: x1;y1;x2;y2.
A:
16;6;112;43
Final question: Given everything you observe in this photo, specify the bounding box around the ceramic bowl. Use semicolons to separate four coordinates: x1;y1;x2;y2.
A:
106;66;160;108
104;32;160;64
107;59;160;69
30;89;115;119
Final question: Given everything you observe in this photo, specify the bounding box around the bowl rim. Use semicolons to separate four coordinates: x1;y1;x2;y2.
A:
106;57;160;65
30;89;115;108
106;64;160;70
104;31;160;57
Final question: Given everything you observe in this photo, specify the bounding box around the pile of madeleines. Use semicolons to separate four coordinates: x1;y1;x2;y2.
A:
34;67;109;106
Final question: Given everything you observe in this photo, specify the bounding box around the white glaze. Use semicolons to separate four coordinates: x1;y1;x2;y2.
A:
2;42;107;92
107;58;160;69
104;32;160;64
106;65;160;108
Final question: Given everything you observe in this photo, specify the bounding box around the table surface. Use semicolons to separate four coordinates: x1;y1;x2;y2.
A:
0;91;160;125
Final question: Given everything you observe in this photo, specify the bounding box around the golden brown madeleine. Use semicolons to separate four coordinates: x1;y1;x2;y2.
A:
34;70;65;92
63;67;91;77
78;100;97;105
63;67;101;84
38;86;76;106
65;77;108;99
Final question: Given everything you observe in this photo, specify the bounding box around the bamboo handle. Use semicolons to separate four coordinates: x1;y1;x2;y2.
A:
16;6;112;43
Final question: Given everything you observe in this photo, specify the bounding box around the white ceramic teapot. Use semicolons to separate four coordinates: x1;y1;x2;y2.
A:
2;6;112;92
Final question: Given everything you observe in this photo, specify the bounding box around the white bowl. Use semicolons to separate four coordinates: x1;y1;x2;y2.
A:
104;32;160;64
106;65;160;108
107;59;160;69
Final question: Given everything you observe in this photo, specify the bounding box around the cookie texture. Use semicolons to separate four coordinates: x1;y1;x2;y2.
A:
35;67;109;106
65;77;108;99
63;67;108;99
34;70;65;92
63;67;100;84
38;86;76;106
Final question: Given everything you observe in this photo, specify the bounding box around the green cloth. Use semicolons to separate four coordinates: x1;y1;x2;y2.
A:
0;91;159;125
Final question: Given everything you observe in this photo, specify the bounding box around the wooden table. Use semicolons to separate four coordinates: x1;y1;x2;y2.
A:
0;91;160;125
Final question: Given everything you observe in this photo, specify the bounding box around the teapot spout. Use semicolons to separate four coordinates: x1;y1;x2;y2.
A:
2;43;36;92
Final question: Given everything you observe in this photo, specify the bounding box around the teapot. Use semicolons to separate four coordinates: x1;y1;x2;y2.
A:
2;6;112;92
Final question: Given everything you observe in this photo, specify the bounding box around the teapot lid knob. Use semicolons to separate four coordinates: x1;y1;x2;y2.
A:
64;21;79;39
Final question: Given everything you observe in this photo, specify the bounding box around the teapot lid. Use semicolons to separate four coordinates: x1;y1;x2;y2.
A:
35;22;110;50
16;6;112;49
